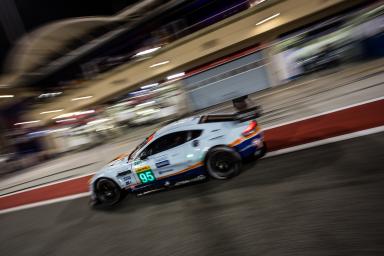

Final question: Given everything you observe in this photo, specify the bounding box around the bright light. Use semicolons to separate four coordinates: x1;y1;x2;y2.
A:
167;72;185;80
141;83;159;89
78;110;96;115
129;89;149;95
53;110;95;119
14;120;41;126
150;60;170;68
87;118;111;125
40;109;64;115
136;101;156;108
55;118;77;123
136;108;159;115
251;0;267;7
53;113;73;119
28;130;50;136
108;101;132;108
28;128;71;135
134;47;161;57
50;127;71;133
71;96;93;101
38;92;62;98
0;95;14;98
256;13;280;26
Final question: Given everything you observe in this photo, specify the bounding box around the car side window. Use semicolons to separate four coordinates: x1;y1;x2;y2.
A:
190;130;202;140
139;131;189;158
138;130;203;159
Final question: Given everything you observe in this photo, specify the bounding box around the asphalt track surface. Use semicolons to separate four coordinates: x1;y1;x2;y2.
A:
1;132;383;256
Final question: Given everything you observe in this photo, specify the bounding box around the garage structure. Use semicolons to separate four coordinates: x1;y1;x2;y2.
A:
183;50;270;110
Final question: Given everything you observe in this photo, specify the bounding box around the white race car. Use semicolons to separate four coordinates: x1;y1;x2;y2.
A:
90;107;266;206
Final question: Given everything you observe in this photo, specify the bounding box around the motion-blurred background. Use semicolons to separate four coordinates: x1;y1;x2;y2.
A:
1;1;384;256
0;0;383;173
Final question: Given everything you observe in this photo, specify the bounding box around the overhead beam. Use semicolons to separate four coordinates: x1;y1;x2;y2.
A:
27;0;368;123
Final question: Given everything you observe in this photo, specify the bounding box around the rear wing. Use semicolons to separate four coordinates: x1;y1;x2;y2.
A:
199;106;262;124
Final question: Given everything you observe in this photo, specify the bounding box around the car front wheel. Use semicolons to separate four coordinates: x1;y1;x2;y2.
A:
206;146;242;179
94;178;122;206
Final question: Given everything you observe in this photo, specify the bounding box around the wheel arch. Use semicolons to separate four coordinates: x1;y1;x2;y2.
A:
93;176;123;192
203;144;236;167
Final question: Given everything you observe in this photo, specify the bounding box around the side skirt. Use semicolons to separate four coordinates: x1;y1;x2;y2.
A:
131;166;207;195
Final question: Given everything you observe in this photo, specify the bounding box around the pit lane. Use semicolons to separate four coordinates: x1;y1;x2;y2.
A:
1;132;383;256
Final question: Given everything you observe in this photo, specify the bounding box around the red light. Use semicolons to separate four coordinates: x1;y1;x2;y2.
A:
242;120;257;136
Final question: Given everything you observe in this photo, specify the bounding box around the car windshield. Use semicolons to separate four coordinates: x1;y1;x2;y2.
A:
128;133;155;160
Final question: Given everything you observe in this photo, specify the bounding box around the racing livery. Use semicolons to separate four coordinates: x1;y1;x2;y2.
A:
90;108;266;206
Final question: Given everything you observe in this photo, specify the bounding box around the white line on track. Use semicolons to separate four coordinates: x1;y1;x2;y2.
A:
0;172;96;198
0;192;91;215
1;125;383;215
264;96;384;129
264;126;384;158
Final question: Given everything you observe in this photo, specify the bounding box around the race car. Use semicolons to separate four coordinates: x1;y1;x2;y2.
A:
89;107;266;206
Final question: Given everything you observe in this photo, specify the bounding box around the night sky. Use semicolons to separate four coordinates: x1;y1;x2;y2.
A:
0;0;140;71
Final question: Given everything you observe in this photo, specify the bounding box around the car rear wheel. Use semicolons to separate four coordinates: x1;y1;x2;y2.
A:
206;146;242;179
95;178;122;206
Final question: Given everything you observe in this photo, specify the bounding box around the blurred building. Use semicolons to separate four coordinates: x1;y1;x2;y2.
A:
0;0;382;171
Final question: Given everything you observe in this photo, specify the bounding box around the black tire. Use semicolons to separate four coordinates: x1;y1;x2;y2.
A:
206;146;242;179
94;178;123;207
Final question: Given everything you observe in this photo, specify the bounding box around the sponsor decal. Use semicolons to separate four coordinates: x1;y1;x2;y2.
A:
138;170;156;184
135;165;151;173
122;176;131;181
123;176;132;185
135;165;156;184
159;169;174;175
156;160;170;168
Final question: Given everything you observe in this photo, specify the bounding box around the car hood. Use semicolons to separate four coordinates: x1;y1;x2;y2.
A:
91;156;134;182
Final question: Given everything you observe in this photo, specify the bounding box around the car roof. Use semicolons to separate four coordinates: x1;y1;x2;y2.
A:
154;116;201;138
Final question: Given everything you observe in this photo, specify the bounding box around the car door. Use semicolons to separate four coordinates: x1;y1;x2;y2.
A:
150;131;191;178
134;131;199;183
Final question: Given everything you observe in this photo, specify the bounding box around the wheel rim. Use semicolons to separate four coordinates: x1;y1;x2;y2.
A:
209;152;237;178
96;179;120;203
